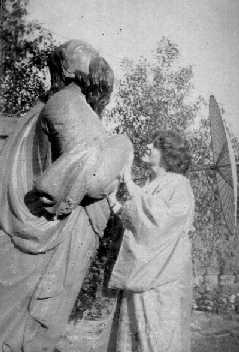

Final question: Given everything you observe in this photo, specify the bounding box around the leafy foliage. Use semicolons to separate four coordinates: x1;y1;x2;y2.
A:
107;38;202;159
106;38;203;183
194;283;239;314
0;0;55;115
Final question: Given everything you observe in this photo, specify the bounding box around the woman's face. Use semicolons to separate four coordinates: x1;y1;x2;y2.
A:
143;144;161;168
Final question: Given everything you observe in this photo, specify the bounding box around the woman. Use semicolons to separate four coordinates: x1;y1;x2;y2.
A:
0;40;133;352
108;130;195;352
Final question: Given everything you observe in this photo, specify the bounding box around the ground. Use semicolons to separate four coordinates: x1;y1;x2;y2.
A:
192;311;239;352
56;310;239;352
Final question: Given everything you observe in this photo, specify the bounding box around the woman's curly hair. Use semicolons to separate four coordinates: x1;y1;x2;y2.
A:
152;130;191;175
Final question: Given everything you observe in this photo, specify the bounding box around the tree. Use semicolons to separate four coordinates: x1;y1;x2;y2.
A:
106;37;203;181
0;0;55;115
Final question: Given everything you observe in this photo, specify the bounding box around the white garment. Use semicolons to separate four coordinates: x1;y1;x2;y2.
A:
108;172;195;352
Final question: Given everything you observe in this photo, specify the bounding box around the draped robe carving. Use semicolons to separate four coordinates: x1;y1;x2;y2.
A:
0;82;132;352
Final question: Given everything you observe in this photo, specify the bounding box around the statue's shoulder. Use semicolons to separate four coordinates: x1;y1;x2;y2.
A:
46;84;85;109
40;83;92;125
38;83;106;146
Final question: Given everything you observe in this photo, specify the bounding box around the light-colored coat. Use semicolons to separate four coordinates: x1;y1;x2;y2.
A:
108;172;195;352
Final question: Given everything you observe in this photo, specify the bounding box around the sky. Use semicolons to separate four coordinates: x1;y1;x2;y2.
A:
29;0;239;136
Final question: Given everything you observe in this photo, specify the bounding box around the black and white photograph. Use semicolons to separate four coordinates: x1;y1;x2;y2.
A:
0;1;238;351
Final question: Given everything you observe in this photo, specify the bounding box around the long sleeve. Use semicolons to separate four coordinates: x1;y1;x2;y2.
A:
108;174;195;292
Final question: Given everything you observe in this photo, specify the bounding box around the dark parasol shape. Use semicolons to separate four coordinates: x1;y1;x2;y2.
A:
209;95;238;235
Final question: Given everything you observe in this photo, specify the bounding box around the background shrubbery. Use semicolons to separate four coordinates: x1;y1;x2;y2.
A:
0;0;55;115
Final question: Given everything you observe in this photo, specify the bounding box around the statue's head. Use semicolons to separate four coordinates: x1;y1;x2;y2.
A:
48;40;114;116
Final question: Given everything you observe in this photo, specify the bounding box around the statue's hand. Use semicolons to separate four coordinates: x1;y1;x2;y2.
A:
55;198;76;218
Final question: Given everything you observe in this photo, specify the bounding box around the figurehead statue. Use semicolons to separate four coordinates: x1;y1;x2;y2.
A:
0;38;133;352
33;39;133;217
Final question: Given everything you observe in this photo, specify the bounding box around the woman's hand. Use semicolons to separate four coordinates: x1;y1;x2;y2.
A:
108;190;122;214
